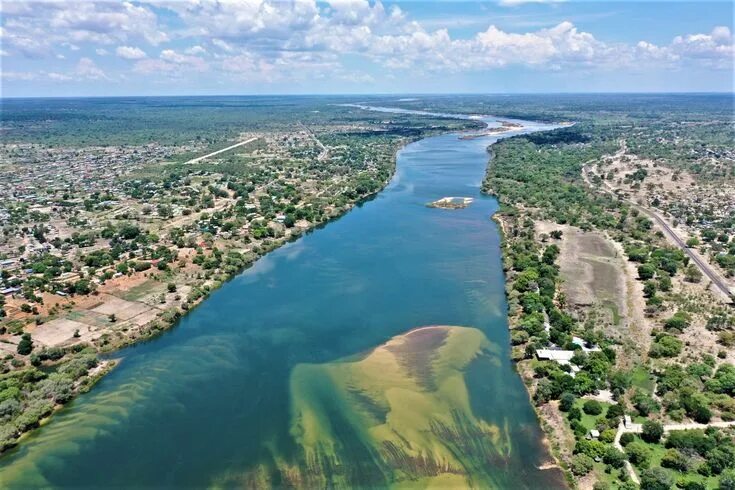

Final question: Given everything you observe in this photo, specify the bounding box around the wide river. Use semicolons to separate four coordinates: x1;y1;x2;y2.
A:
0;108;565;488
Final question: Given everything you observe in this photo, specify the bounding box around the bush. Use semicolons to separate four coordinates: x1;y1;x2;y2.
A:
603;447;626;468
620;432;635;447
575;439;607;459
679;481;705;490
570;453;594;476
665;430;712;455
600;429;617;443
583;399;603;415
641;420;664;443
17;334;33;356
568;406;582;421
720;469;735;490
626;441;652;468
560;392;576;412
638;263;656;280
649;335;683;358
663;313;689;332
661;448;689;472
640;467;674;490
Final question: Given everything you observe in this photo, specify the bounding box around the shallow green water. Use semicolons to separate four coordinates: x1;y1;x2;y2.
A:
0;109;565;488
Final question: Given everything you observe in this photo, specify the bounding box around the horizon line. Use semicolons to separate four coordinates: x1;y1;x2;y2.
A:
2;91;735;101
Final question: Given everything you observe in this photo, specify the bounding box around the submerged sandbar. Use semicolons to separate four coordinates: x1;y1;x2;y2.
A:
271;325;511;488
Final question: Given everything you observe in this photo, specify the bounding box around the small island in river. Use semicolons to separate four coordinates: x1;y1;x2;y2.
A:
427;196;474;209
459;120;524;140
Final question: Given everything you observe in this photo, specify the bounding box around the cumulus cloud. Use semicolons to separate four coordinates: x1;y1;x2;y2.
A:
116;46;147;60
185;45;206;55
75;57;108;79
670;26;733;68
0;0;732;87
0;1;167;59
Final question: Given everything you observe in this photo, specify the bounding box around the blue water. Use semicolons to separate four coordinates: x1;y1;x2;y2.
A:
0;111;564;488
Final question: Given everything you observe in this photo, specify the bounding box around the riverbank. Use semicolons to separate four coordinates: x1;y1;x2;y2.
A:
483;120;735;490
0;111;489;456
0;140;409;454
0;108;567;489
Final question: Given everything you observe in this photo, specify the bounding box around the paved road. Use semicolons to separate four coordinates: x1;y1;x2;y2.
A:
583;166;733;301
185;137;259;164
298;121;329;161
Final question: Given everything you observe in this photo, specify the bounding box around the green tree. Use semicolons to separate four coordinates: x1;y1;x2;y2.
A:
583;399;603;415
626;441;652;468
720;469;735;490
640;467;674;490
560;392;576;412
570;453;594;476
17;333;33;355
603;446;626;468
638;263;656;280
641;420;664;443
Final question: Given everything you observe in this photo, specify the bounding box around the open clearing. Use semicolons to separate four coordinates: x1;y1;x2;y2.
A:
536;221;650;366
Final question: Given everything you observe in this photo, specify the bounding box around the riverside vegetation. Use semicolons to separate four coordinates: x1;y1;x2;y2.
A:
473;95;735;490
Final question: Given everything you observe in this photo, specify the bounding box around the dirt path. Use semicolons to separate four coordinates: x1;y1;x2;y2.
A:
613;420;735;484
185;137;259;164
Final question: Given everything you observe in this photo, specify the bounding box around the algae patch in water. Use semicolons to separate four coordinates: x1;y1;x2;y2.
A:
282;325;511;488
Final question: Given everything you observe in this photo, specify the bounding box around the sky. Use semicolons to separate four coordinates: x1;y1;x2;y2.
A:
0;0;733;97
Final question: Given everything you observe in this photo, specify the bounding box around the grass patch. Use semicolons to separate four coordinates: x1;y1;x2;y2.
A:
630;366;656;394
573;398;612;431
119;280;162;301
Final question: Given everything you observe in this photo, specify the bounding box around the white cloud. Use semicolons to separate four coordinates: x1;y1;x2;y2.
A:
212;39;235;53
185;45;206;55
75;57;108;79
1;1;167;60
0;0;732;88
670;26;733;68
116;45;147;60
48;72;73;81
1;71;37;81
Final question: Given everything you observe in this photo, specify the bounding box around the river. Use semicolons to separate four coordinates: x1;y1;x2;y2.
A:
0;108;565;488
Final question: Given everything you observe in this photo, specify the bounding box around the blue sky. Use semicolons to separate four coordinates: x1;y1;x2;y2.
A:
1;0;732;97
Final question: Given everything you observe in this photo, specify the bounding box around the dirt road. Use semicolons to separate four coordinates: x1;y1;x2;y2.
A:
185;137;259;164
582;165;733;301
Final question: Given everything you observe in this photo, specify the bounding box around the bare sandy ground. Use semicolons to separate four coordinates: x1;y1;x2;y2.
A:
536;221;650;367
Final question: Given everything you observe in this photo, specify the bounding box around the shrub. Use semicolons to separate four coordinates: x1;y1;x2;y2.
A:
664;312;690;330
620;432;635;447
638;263;656;280
583;399;603;415
17;334;33;356
570;454;594;476
626;441;652;468
720;469;735;490
661;448;689;472
603;447;626;468
641;420;664;443
600;429;617;443
649;335;683;358
575;439;607;459
640;467;674;490
559;392;576;412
